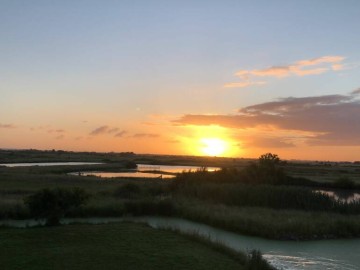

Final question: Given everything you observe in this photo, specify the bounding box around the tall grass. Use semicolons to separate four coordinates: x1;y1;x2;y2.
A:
172;180;360;214
176;199;360;240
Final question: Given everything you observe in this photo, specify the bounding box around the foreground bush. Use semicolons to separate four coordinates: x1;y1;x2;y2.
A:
24;187;89;226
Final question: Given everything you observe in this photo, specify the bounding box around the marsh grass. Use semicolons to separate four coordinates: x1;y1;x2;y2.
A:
176;199;360;240
173;180;360;214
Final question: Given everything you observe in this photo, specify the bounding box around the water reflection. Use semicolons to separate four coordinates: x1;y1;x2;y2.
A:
315;189;360;203
137;164;220;173
71;171;175;179
0;162;102;167
70;164;220;179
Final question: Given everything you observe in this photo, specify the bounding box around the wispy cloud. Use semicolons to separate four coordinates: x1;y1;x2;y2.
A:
48;129;66;134
114;131;127;137
90;125;109;135
132;133;160;138
174;93;360;146
108;128;119;134
225;55;345;88
90;125;125;136
0;123;16;129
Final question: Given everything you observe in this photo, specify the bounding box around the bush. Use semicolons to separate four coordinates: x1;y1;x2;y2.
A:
333;177;356;189
114;183;142;199
24;187;89;226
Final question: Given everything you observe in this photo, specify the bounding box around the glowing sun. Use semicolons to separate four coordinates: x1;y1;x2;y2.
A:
200;138;227;156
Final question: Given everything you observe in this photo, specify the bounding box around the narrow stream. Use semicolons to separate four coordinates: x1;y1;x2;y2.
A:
1;217;359;270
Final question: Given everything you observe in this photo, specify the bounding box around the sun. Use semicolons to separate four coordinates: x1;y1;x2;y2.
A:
200;138;227;156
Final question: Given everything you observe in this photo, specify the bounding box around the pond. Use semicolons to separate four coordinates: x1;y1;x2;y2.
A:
70;164;220;179
1;216;359;270
0;162;103;167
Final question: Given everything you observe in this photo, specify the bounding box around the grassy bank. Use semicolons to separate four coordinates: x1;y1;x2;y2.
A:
0;222;274;270
176;199;360;240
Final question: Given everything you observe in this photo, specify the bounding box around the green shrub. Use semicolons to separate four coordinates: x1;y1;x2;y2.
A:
114;183;142;199
333;177;356;189
24;187;89;226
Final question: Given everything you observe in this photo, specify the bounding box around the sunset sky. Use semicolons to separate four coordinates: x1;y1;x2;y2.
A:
1;1;360;161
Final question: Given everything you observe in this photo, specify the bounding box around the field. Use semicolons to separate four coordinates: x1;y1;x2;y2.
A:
0;222;258;270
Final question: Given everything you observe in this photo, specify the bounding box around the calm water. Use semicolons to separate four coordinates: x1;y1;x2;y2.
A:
0;162;102;167
70;164;220;179
137;164;220;173
70;171;175;179
2;217;359;270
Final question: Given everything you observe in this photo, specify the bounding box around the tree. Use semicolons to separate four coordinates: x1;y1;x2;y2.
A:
244;153;286;184
258;153;280;167
24;187;89;226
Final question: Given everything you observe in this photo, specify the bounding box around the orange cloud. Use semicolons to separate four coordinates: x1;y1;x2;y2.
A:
225;55;345;88
295;56;344;66
242;137;296;148
290;67;328;76
173;93;360;146
250;66;291;78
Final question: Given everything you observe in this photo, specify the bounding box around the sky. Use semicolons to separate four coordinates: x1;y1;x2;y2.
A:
1;0;360;161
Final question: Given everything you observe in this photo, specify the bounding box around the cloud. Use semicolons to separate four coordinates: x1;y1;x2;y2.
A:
90;125;109;135
295;56;344;67
48;129;66;134
132;133;160;138
332;64;344;71
243;137;296;148
108;128;119;134
225;55;345;88
224;81;267;88
114;131;127;137
90;126;125;136
55;135;65;140
173;93;360;146
351;88;360;95
0;123;16;129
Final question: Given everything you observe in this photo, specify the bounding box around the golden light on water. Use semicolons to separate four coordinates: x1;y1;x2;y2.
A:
200;138;227;156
